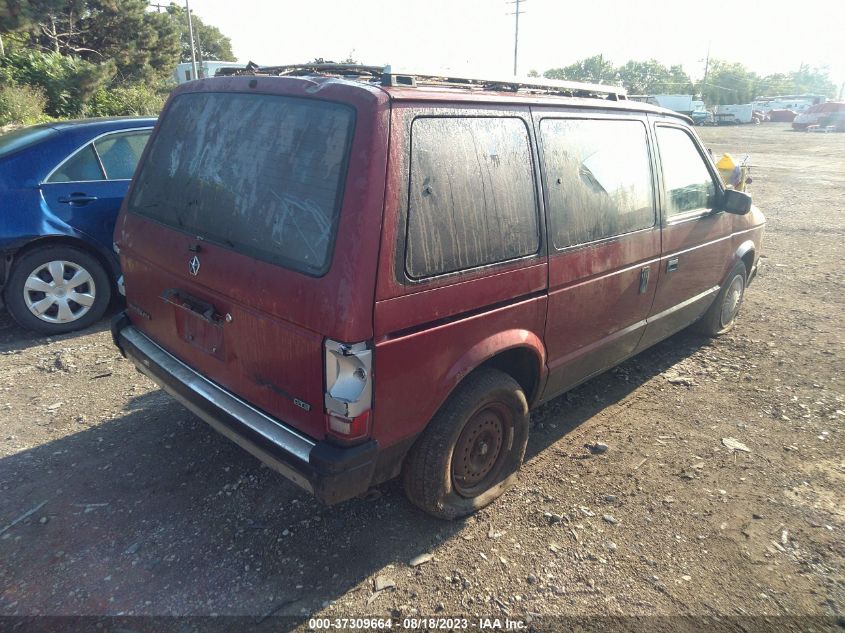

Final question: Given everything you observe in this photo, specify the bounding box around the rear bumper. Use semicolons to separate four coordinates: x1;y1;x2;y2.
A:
111;313;378;504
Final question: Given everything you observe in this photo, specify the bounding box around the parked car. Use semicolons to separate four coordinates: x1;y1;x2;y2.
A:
792;101;845;130
111;67;765;519
766;109;797;123
0;117;156;334
691;109;710;125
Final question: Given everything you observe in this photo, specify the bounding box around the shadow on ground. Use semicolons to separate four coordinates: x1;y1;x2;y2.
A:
0;327;710;624
0;308;114;353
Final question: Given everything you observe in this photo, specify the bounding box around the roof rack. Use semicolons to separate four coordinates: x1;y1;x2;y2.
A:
215;62;628;101
381;65;627;101
215;61;384;79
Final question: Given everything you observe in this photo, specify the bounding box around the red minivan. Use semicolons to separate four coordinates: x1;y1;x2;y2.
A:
112;65;765;519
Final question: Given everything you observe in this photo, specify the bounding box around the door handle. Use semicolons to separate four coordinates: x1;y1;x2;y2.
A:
161;288;227;326
639;266;650;294
58;194;98;205
667;258;679;273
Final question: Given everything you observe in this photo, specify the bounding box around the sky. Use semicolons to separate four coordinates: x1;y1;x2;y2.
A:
187;0;844;93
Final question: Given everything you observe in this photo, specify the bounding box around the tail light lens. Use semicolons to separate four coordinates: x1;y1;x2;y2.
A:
324;339;372;442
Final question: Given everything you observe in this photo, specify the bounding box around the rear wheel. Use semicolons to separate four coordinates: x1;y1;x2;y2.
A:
402;368;529;520
694;260;747;337
5;245;111;335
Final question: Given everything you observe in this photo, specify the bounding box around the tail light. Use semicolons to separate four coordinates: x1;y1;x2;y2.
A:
324;339;373;442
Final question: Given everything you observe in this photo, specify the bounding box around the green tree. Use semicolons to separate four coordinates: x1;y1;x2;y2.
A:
80;0;181;81
701;60;757;105
617;59;672;94
0;49;113;116
666;65;693;94
0;0;87;56
165;3;233;62
544;54;618;84
754;72;792;97
788;64;836;97
0;0;180;81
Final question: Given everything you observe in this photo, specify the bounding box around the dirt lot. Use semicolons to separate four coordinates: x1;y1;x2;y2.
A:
1;123;843;631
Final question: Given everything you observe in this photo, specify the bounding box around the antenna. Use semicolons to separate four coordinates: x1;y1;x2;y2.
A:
507;0;527;77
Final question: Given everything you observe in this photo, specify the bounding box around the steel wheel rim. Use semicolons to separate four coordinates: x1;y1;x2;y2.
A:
23;260;96;324
451;404;510;498
720;275;744;328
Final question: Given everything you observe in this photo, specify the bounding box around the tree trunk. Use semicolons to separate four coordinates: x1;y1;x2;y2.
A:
50;16;59;53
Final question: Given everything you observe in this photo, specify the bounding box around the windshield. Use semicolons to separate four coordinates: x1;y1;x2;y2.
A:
0;125;57;159
128;92;355;276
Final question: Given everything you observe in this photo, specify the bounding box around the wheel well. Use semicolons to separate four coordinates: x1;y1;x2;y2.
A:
481;347;542;404
6;237;116;288
740;250;754;278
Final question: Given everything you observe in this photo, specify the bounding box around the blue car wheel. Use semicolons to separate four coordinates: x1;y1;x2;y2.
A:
5;245;112;335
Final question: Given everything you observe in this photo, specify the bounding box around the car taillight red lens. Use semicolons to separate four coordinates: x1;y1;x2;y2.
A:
327;410;371;441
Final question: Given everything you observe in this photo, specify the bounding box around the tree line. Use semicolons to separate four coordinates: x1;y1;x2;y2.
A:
532;55;838;105
0;0;233;125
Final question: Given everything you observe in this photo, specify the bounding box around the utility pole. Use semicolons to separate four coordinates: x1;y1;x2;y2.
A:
185;0;198;81
195;16;204;78
700;41;711;99
508;0;527;76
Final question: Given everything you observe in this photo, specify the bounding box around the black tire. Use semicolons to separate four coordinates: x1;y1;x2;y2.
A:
5;245;112;335
402;368;529;520
693;260;747;337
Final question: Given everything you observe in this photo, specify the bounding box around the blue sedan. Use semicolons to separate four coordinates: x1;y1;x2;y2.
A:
0;117;156;334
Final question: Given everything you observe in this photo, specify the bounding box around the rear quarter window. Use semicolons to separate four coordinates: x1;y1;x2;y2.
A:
406;117;539;279
95;130;150;180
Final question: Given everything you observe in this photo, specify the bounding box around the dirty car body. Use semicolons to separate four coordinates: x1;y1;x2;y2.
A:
112;68;765;517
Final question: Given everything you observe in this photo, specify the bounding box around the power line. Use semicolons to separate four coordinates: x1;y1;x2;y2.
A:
507;0;526;76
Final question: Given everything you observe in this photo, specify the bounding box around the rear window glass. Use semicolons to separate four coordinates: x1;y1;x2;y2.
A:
0;125;57;159
540;118;655;249
406;117;539;278
128;92;355;276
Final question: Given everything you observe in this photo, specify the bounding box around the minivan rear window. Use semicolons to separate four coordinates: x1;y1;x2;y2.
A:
128;92;355;276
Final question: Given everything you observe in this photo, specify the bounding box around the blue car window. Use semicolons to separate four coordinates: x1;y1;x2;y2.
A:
47;145;105;183
95;130;151;180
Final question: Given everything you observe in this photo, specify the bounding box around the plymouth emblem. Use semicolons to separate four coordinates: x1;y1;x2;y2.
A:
189;255;201;276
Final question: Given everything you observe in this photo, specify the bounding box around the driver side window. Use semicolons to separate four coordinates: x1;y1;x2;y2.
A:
656;126;717;217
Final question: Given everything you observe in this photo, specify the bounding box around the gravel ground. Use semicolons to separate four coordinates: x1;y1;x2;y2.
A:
0;123;843;631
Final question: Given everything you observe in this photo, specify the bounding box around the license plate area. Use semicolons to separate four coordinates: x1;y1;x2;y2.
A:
162;288;226;361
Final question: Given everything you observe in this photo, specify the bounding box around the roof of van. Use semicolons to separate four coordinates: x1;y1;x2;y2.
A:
213;64;693;123
379;83;691;121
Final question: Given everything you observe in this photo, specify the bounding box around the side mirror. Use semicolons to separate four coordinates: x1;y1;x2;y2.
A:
721;189;752;215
